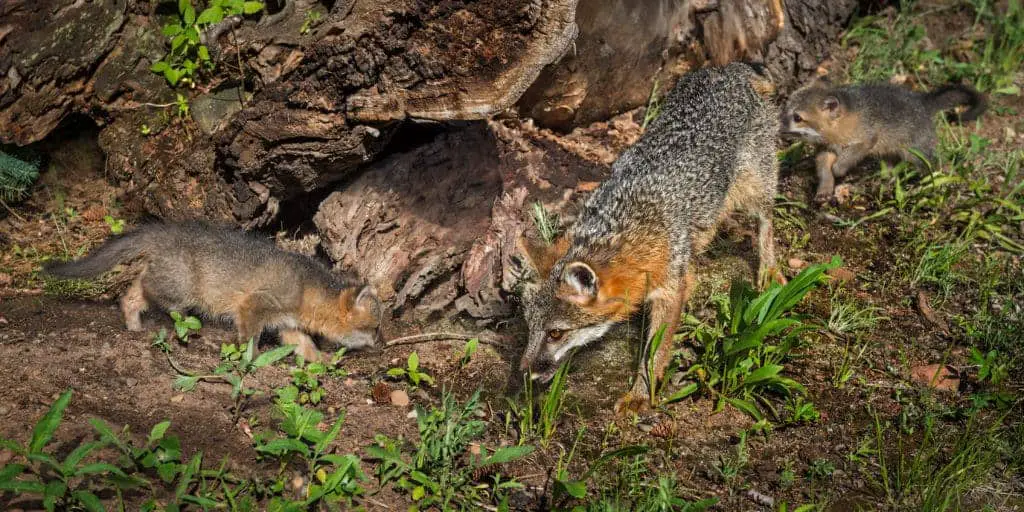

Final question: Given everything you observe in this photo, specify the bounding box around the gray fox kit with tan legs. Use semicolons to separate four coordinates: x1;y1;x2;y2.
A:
44;222;381;361
781;77;985;204
515;62;782;415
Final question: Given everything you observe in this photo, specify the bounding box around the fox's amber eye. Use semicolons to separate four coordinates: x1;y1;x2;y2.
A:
792;112;803;123
547;329;564;340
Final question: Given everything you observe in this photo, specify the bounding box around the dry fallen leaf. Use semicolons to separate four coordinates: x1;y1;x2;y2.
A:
910;364;959;392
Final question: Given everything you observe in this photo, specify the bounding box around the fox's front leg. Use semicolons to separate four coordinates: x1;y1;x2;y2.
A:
280;330;322;362
614;271;692;416
814;150;838;204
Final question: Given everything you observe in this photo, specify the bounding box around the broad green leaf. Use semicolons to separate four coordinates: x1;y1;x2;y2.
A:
0;439;24;455
162;24;183;37
174;453;202;502
743;364;783;386
197;45;210;62
255;438;309;457
723;397;763;420
63;441;104;473
555;478;587;499
76;462;128;477
30;389;71;454
0;463;26;483
158;462;179;483
252;344;295;368
412;485;425;500
482;445;534;465
386;368;406;378
88;418;130;453
148;420;171;445
178;0;192;16
43;479;66;512
315;415;346;454
72;490;105;512
242;1;264;14
183;5;196;25
171;34;188;52
196;6;224;25
408;352;419;372
243;339;256;365
150;61;170;73
174;375;200;391
663;382;699;404
28;452;64;472
0;479;45;494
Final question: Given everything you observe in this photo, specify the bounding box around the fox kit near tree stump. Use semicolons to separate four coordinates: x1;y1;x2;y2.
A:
781;77;985;205
515;62;782;415
44;222;381;362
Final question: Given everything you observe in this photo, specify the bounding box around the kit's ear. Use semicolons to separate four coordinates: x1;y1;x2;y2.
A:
559;261;599;305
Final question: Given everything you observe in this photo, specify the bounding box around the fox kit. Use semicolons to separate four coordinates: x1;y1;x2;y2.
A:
44;222;381;361
781;78;985;204
516;63;781;414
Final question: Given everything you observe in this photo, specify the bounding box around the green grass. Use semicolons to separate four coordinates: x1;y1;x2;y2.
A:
531;201;561;245
843;0;1024;93
827;288;888;335
507;358;571;448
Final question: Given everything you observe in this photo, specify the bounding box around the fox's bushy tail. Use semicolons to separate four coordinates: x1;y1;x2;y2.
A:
43;229;150;279
924;84;986;124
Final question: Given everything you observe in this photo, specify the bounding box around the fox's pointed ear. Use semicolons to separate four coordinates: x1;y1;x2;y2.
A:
560;261;598;305
345;285;381;318
514;235;562;280
822;95;841;114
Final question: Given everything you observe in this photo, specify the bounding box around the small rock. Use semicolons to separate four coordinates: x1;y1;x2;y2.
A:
910;364;959;392
124;377;138;388
291;474;305;491
327;406;336;415
406;409;418;419
787;258;806;270
170;394;185;403
390;389;410;407
0;406;8;416
637;422;654;433
468;443;482;456
343;378;355;387
1005;126;1017;143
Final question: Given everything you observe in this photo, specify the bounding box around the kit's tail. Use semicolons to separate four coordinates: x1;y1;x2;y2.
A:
924;84;986;124
43;228;150;278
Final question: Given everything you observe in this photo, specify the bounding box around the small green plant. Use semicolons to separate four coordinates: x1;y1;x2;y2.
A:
170;310;202;343
458;337;479;369
970;348;1009;386
779;460;796;488
140;124;152;135
254;398;366;507
387;351;435;389
284;357;342;405
367;390;533;511
784;396;821;425
531;201;560;245
714;431;749;486
806;459;835;481
299;9;322;35
827;289;887;335
832;334;870;388
151;0;265;87
173;339;295;419
0;390;137;511
103;215;126;235
507;358;571;447
152;328;171;353
665;258;840;419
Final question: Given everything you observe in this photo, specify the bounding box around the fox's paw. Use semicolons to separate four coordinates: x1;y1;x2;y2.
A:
813;190;835;206
613;391;651;417
758;267;788;290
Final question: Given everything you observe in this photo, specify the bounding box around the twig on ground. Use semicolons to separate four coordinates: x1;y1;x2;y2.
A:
384;332;507;348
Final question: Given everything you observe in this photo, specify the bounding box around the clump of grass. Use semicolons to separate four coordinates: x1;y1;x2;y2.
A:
531;201;561;245
665;257;841;420
828;288;888;335
641;78;662;130
911;242;968;299
506;358;571;448
367;390;533;511
863;410;1007;511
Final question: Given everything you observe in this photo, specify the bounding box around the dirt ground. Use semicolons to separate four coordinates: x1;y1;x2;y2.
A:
2;2;1023;511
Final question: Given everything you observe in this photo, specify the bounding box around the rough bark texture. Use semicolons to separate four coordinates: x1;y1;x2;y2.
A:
2;0;867;324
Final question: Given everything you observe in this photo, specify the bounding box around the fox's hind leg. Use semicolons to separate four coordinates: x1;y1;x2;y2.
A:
121;273;149;332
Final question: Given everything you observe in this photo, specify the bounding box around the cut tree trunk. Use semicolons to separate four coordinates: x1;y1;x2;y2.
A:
1;0;866;324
